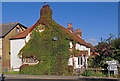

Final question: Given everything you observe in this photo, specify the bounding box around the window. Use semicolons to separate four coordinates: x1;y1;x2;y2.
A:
78;57;82;65
16;27;19;34
78;57;80;65
81;57;82;65
23;56;39;63
68;58;73;66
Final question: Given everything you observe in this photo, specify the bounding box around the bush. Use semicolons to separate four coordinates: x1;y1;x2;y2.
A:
81;70;108;77
93;72;108;77
81;70;93;76
3;71;19;74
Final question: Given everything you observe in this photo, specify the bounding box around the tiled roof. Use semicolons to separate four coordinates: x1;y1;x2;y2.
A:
0;22;18;38
0;22;27;38
9;17;43;40
10;20;91;48
60;25;91;47
9;26;33;39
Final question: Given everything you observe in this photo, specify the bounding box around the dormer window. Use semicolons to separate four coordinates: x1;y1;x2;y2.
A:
16;27;19;34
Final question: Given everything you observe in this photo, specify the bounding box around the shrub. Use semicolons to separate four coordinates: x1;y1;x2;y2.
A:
81;70;108;77
3;71;19;74
81;70;93;76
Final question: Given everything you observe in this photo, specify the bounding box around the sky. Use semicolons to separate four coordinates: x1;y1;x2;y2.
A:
2;2;118;46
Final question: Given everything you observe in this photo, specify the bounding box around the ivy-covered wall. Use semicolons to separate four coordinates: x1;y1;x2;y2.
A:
19;5;73;75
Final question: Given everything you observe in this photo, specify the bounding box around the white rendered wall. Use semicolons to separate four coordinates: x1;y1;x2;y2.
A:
86;48;90;56
26;33;31;43
75;43;90;56
75;43;80;50
10;39;25;71
74;43;90;69
69;41;73;49
75;43;87;51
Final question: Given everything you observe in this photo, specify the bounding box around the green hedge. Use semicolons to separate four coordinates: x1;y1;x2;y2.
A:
81;70;108;77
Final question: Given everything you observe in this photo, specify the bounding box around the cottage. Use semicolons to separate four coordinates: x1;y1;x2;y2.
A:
9;5;94;74
0;22;27;72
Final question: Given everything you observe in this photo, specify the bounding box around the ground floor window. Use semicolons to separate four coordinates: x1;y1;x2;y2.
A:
78;56;82;66
22;56;39;64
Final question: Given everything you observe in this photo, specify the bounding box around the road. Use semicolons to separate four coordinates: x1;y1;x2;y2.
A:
3;78;120;81
1;77;119;81
0;74;119;81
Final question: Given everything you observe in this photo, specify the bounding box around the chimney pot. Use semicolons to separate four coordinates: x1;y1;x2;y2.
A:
68;23;70;27
67;23;73;33
74;29;82;38
78;29;81;32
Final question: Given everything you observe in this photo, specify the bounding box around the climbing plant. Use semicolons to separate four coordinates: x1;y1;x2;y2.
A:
18;5;73;75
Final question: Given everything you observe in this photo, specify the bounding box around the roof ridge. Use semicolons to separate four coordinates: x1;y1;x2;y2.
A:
0;22;18;25
57;23;91;48
9;17;41;40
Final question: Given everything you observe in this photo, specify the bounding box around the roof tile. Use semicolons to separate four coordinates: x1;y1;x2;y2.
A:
0;22;27;38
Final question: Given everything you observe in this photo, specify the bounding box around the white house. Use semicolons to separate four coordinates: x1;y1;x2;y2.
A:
9;26;43;71
9;24;93;72
66;23;92;74
9;5;94;73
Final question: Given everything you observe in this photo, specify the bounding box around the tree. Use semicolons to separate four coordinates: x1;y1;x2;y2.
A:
88;34;120;68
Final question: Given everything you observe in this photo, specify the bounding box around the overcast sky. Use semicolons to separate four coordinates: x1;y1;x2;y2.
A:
2;2;118;46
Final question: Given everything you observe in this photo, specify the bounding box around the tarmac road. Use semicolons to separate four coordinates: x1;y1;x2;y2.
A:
0;74;119;81
3;78;120;81
2;77;119;81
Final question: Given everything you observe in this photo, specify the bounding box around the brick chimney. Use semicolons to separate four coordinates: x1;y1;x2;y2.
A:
40;5;52;19
74;29;82;38
67;23;73;33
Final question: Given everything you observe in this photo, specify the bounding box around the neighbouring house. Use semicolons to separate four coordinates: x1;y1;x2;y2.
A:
9;5;94;74
9;26;37;71
0;22;27;72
